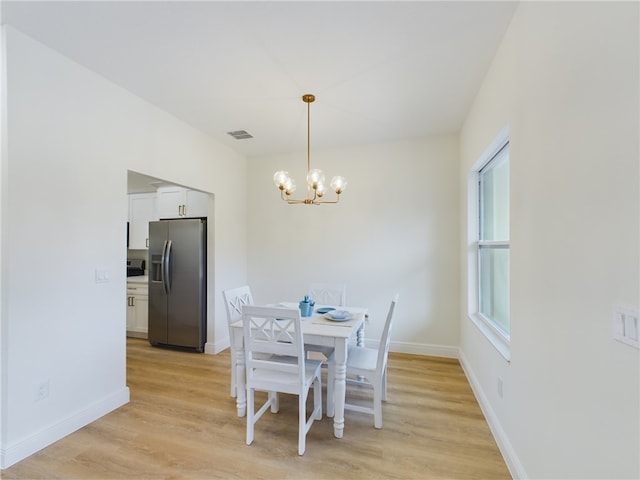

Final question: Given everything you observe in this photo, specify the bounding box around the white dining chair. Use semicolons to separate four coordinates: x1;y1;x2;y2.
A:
308;282;346;306
242;305;323;455
328;294;399;429
222;285;254;397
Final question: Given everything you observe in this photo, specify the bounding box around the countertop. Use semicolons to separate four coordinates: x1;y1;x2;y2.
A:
127;275;149;284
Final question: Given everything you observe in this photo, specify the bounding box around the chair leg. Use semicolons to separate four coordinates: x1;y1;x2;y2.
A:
381;367;387;401
314;376;322;420
246;387;255;445
269;391;279;413
298;392;307;455
373;383;383;429
230;360;237;398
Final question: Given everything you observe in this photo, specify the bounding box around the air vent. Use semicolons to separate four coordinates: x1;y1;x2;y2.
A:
227;130;253;140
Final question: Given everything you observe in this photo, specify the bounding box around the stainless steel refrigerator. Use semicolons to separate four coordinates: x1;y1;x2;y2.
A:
148;218;206;352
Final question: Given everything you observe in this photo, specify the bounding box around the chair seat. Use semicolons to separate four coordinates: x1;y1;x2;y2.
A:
305;344;334;358
251;359;322;389
346;345;378;372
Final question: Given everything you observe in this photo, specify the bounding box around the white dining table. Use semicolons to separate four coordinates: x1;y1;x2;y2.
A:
230;303;367;439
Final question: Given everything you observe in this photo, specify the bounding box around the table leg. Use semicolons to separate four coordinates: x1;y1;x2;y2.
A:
356;321;365;347
332;339;347;438
356;319;366;382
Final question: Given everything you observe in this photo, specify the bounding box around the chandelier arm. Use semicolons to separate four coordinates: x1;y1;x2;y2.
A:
283;194;340;205
281;192;307;205
281;190;306;204
312;195;341;205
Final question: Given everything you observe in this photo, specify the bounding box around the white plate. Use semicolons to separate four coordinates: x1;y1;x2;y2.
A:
324;310;352;322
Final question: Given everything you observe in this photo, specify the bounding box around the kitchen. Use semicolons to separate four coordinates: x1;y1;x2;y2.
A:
126;171;211;352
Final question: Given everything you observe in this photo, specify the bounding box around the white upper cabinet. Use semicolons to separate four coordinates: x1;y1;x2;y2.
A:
128;193;158;249
157;186;209;219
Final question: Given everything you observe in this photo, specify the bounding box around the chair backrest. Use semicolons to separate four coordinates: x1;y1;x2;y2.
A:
308;283;346;306
242;305;306;391
223;286;253;351
223;285;253;327
377;294;399;373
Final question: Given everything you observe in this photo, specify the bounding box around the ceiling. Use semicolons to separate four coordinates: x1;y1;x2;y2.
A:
127;170;179;194
1;1;518;158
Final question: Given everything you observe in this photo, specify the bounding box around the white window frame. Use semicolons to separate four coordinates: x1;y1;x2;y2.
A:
467;126;511;361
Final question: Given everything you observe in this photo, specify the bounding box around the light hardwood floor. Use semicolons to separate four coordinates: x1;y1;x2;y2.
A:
2;338;511;479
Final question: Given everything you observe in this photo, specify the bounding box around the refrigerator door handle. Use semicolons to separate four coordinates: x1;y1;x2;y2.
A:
162;239;172;294
163;240;172;293
159;240;168;294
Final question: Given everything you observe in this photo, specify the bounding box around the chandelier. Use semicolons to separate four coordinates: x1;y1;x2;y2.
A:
273;94;347;205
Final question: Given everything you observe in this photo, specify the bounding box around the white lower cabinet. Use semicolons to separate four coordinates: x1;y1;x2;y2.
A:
126;280;149;338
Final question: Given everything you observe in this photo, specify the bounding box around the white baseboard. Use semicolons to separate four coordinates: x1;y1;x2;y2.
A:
388;339;459;359
0;387;130;469
205;337;229;355
208;336;458;359
458;350;526;479
392;340;459;358
126;331;147;340
206;335;457;360
206;329;459;359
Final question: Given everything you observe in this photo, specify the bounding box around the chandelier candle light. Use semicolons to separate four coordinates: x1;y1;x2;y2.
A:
273;94;347;205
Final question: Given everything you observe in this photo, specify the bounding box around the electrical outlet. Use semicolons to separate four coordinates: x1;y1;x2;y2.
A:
35;380;49;402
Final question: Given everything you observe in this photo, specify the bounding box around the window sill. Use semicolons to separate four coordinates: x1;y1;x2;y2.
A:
468;312;511;362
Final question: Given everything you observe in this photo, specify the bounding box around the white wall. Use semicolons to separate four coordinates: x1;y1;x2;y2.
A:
247;136;460;357
459;2;639;478
0;27;247;468
4;2;637;476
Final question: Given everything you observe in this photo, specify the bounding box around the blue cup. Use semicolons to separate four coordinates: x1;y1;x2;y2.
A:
299;301;313;317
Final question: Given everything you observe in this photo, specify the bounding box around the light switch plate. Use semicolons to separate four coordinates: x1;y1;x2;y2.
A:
613;305;639;349
95;269;110;283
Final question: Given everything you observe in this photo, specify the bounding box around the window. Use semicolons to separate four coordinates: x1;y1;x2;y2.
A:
468;128;510;360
